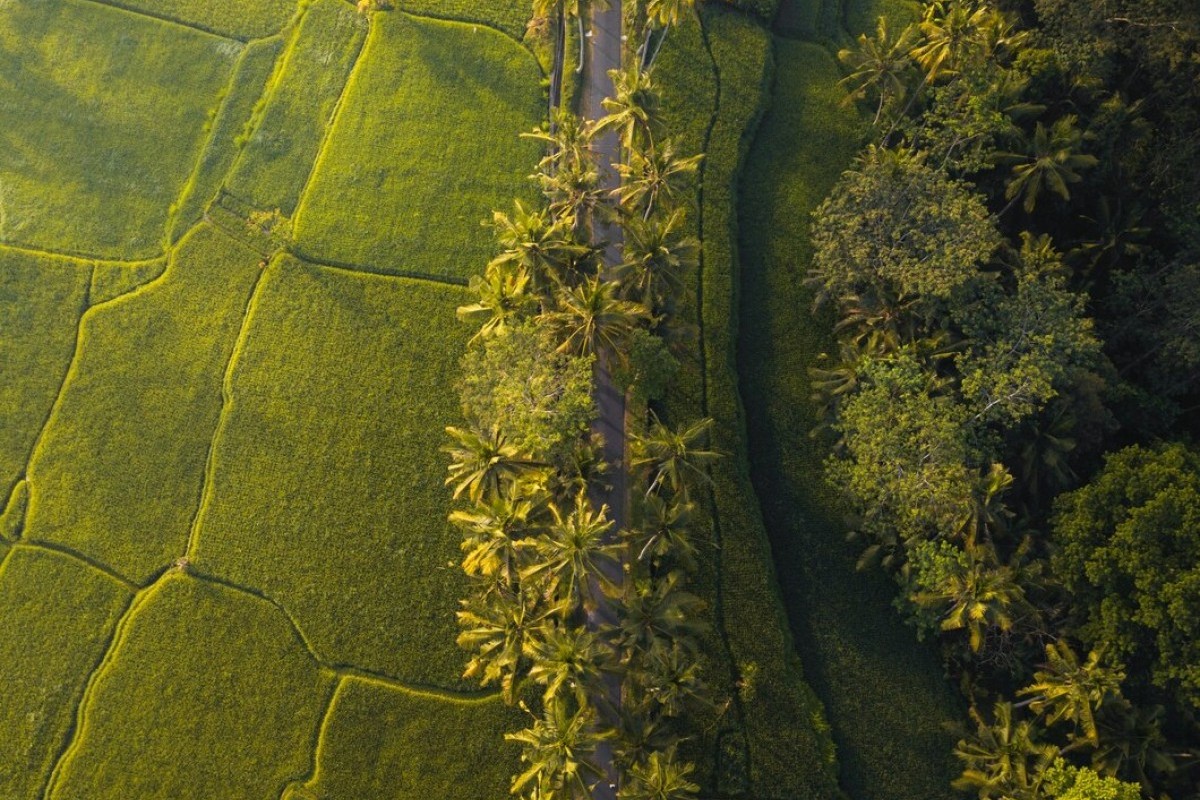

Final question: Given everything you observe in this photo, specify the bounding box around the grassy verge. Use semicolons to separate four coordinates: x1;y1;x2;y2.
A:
191;258;474;686
225;0;368;219
0;547;132;800
0;0;237;258
88;258;168;306
292;11;543;280
86;0;298;40
24;224;263;584
297;677;524;799
0;250;91;499
657;7;844;797
47;573;332;800
736;38;962;799
170;36;286;243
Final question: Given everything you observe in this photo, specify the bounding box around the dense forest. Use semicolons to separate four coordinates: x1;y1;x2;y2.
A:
810;0;1200;797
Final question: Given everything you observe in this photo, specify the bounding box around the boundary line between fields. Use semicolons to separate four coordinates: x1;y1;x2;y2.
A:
71;0;265;42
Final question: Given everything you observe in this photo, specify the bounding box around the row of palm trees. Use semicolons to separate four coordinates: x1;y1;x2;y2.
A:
447;12;715;794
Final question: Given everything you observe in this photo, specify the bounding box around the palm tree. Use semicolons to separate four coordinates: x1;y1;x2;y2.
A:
640;0;696;69
638;641;708;719
527;623;611;706
618;747;700;800
519;493;622;613
1017;642;1125;747
457;587;556;704
613;572;706;663
539;156;606;240
613;139;703;220
488;201;589;297
837;16;920;125
507;699;609;798
598;67;663;152
444;425;546;504
452;487;545;591
630;414;720;497
911;1;990;83
626;491;697;573
953;702;1057;799
524;110;597;177
998;116;1098;214
912;542;1030;652
615;208;697;313
541;276;649;360
456;263;537;343
1092;700;1189;789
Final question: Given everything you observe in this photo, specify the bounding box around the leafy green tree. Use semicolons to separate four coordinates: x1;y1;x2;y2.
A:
1051;443;1200;708
599;67;664;152
955;234;1100;425
997;116;1098;214
615;208;698;314
542;277;649;360
453;488;544;592
459;323;595;463
1040;759;1140;800
520;493;621;614
809;146;1000;319
489;201;589;297
912;1;992;82
457;587;557;704
626;491;697;573
457;263;538;343
613;139;702;220
613;572;706;665
444;425;547;504
1017;642;1125;746
507;700;609;798
528;624;611;706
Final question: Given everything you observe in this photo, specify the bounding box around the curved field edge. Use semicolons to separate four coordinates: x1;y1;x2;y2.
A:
735;30;963;800
657;7;843;798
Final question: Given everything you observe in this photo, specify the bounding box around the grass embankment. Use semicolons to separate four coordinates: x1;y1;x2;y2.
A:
225;0;368;219
89;258;168;306
47;574;332;800
736;38;962;799
192;259;474;686
24;225;263;584
0;0;236;258
298;678;524;799
293;12;543;280
0;250;90;500
87;0;298;40
394;0;530;40
171;37;285;243
656;8;844;798
0;547;132;800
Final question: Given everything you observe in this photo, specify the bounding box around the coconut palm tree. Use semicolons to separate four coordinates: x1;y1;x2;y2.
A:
542;277;650;360
457;263;538;343
630;414;720;497
953;702;1057;799
912;542;1030;652
457;587;557;704
640;0;696;69
626;491;697;573
1017;642;1125;747
614;208;697;313
444;425;547;504
638;642;707;719
837;16;920;125
452;487;546;591
997;116;1098;214
911;1;990;83
599;67;664;152
612;572;706;663
519;493;622;613
489;201;590;297
539;156;606;240
507;699;609;798
528;623;612;706
613;140;702;220
618;747;700;800
525;110;597;177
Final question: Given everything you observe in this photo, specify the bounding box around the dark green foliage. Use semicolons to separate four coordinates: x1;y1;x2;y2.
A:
659;9;848;797
171;36;285;242
295;678;525;799
0;250;91;499
0;0;238;258
225;0;368;218
293;11;543;279
737;37;963;799
1052;443;1200;709
25;225;262;583
0;547;132;800
47;574;332;799
192;259;474;686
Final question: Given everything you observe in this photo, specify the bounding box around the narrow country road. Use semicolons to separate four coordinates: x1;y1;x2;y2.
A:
580;1;625;798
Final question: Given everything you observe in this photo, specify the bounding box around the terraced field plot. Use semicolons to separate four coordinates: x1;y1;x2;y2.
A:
0;1;546;796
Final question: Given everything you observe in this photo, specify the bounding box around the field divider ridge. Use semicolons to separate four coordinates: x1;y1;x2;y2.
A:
15;542;139;592
71;0;263;42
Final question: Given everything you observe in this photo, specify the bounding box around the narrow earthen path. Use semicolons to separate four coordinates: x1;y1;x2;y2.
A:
581;1;625;797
